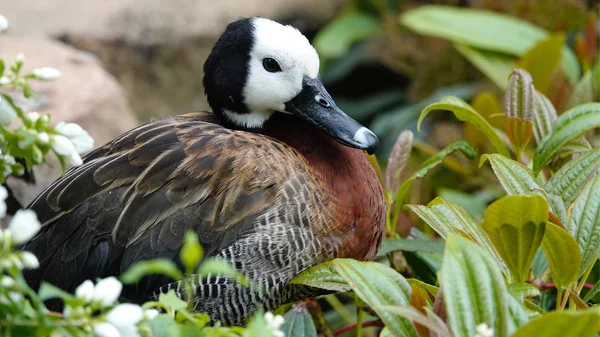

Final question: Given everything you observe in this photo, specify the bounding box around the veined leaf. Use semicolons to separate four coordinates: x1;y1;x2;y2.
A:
399;5;580;82
405;197;507;275
332;259;419;337
545;148;600;206
441;235;510;337
379;306;451;337
533;91;558;144
518;34;565;93
377;237;445;257
454;44;514;90
566;69;594;109
533;102;600;173
481;154;567;224
289;261;351;293
482;195;548;283
508;283;541;303
510;307;600;337
541;222;581;290
392;141;476;225
120;258;183;284
281;304;317;337
566;174;600;277
583;280;600;302
418;96;510;156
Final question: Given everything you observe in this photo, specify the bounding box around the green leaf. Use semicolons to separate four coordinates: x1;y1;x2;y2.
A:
313;10;380;60
545;148;600;206
289;261;351;292
481;195;548;283
0;60;4;77
120;258;183;284
394;140;476;209
332;259;419;337
533;102;600;173
197;258;249;286
518;34;565;93
378;306;451;337
159;290;188;311
508;283;541;303
281;304;318;337
566;69;594;110
377;237;445;257
454;44;514;90
541;222;581;290
418;96;510;157
180;231;204;273
566;174;600;277
480;154;567;224
510;307;600;337
0;94;18;125
441;234;510;337
400;5;580;82
38;282;74;302
405;197;507;275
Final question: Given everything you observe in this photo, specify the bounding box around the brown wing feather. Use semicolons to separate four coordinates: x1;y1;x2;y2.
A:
22;112;306;296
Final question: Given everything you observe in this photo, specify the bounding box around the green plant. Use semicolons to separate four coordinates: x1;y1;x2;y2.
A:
290;67;600;336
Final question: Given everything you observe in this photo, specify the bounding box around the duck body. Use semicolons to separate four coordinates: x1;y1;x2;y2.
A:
22;17;385;325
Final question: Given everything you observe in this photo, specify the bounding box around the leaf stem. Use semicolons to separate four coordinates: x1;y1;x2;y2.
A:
324;295;354;326
355;295;364;337
556;288;564;311
575;263;594;295
332;320;384;337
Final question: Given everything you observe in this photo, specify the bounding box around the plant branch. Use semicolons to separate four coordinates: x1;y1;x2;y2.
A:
333;320;385;336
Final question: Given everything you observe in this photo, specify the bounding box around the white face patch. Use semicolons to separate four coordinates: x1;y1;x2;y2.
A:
241;18;320;123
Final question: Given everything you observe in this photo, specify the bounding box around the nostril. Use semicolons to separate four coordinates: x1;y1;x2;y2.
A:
315;95;330;107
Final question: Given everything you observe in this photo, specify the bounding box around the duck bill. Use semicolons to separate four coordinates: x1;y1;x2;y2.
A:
284;76;379;155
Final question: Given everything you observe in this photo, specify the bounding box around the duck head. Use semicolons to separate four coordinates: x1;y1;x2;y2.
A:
203;17;379;155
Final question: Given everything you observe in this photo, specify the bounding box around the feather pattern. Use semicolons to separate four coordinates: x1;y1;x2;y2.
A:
23;112;387;324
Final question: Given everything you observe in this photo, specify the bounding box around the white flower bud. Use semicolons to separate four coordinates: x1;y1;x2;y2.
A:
93;322;121;337
21;251;39;269
32;67;61;81
93;276;122;307
475;323;494;337
56;122;94;153
0;15;8;32
75;280;94;303
144;309;159;320
52;134;84;166
0;186;8;218
27;111;41;123
107;303;144;326
0;76;10;85
15;53;24;64
38;132;50;144
0;276;15;287
265;311;285;332
8;209;41;244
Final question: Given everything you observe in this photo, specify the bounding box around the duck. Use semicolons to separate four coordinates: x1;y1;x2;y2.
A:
22;17;386;326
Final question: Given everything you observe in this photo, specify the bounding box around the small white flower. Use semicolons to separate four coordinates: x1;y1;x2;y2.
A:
0;186;8;218
0;15;8;32
27;111;41;123
21;251;39;269
93;276;123;307
0;276;15;287
0;76;10;85
9;209;41;244
32;67;61;81
38;132;50;144
107;303;143;337
52;134;83;166
0;95;17;125
475;323;494;337
144;309;159;320
265;311;285;336
75;280;95;303
15;53;24;64
94;322;121;337
56;122;94;153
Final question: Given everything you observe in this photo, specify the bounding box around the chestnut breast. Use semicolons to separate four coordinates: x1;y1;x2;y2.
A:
263;115;386;261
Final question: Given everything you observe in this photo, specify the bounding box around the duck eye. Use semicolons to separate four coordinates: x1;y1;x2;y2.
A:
262;58;282;73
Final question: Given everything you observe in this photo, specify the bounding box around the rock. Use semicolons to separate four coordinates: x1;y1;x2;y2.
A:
0;36;138;205
1;0;347;121
1;0;347;44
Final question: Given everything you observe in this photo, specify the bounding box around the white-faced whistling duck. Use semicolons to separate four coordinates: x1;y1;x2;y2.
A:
22;17;386;326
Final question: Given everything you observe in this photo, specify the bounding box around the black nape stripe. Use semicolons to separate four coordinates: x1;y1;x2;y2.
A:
203;17;255;127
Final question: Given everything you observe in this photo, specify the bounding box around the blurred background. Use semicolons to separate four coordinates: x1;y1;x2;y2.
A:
0;0;597;218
